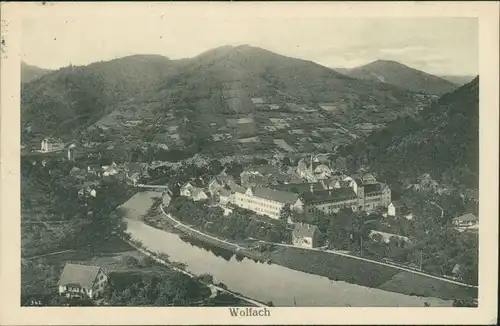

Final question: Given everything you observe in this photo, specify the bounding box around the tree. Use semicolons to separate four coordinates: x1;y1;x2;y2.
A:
279;204;292;222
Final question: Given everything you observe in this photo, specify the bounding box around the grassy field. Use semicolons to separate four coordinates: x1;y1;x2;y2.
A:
269;246;475;300
270;247;399;288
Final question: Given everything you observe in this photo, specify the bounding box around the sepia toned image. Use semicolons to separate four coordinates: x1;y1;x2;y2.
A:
1;1;498;325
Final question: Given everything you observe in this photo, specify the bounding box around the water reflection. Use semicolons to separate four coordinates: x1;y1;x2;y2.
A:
125;218;453;307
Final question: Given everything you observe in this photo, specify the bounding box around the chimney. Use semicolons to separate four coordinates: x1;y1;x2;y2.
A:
310;184;314;193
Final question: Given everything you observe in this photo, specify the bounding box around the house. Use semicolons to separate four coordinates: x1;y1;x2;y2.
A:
347;176;391;212
369;230;411;244
361;173;377;184
233;186;303;219
191;188;209;202
387;201;413;220
452;213;479;228
102;162;118;177
78;180;99;198
208;175;236;196
67;144;76;161
180;183;195;197
78;187;97;198
292;223;319;248
217;188;233;205
57;263;108;299
180;182;208;202
313;164;332;180
40;137;64;153
240;165;282;187
125;162;147;185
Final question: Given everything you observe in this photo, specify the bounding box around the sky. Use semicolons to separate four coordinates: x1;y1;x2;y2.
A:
20;3;479;76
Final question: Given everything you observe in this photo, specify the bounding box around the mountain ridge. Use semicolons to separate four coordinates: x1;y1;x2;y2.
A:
21;45;432;150
334;60;458;95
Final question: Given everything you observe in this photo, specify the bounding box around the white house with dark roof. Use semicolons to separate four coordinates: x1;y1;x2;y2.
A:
292;223;319;248
57;263;108;299
233;186;303;219
453;213;479;228
387;201;413;220
40;137;64;153
180;182;208;202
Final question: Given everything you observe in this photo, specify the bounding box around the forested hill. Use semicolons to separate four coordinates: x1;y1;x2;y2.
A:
21;62;53;84
339;76;479;192
21;55;177;139
21;45;427;140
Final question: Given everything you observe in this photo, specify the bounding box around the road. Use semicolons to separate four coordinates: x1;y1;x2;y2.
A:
160;206;477;289
160;205;244;251
259;240;477;288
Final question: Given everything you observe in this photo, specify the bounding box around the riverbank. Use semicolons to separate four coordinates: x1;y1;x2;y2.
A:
158;204;476;301
157;207;270;262
120;236;266;307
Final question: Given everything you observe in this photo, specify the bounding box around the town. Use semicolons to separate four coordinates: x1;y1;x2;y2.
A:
21;134;479;307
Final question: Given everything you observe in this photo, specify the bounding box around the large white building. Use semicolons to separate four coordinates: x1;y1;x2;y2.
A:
233;186;303;219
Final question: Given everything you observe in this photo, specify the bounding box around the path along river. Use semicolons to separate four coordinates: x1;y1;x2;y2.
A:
122;191;453;307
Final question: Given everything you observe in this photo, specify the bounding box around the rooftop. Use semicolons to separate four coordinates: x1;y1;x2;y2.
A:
364;182;387;194
237;186;299;204
454;213;478;222
58;263;102;289
292;222;318;238
270;182;325;194
302;188;357;204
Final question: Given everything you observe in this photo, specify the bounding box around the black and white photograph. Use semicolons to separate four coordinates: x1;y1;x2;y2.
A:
1;1;498;325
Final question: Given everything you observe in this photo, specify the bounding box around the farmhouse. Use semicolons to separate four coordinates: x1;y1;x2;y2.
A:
57;263;108;300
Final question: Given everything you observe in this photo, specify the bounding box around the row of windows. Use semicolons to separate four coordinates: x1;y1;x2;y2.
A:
238;203;278;218
237;194;281;210
366;192;382;197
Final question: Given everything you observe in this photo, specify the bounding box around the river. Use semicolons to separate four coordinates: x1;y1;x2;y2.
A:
125;217;453;307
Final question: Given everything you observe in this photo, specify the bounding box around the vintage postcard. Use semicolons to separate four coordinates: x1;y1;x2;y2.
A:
1;1;498;325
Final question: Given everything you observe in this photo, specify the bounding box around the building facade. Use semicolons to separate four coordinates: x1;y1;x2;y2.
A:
233;187;303;219
292;222;319;248
40;137;64;153
302;187;359;215
57;263;108;300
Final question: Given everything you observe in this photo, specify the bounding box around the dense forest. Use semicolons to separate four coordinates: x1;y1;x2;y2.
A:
337;77;479;193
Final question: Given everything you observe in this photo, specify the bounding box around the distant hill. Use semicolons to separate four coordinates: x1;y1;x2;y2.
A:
21;62;53;83
21;46;433;152
335;60;457;95
21;54;179;139
340;77;479;191
438;75;477;86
